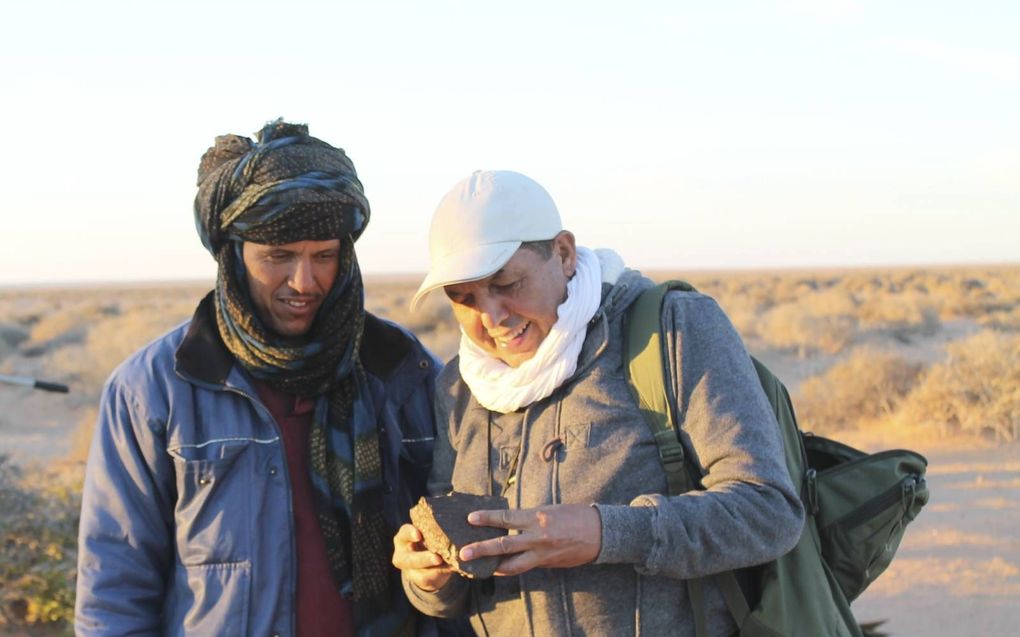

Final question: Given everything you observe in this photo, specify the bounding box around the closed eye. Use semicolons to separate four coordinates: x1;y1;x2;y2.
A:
267;251;294;263
492;280;522;295
445;290;473;306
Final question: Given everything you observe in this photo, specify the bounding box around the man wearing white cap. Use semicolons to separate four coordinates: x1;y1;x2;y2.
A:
392;170;804;635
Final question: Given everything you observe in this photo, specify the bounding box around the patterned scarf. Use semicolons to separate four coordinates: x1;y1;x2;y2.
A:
194;120;410;635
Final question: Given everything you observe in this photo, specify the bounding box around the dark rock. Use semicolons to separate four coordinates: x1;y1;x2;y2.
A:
410;492;508;579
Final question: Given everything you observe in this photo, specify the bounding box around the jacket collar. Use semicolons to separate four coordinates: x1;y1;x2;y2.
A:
573;269;653;378
175;292;233;385
175;291;414;387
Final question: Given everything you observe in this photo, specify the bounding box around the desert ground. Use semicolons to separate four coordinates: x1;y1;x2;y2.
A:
1;265;1018;635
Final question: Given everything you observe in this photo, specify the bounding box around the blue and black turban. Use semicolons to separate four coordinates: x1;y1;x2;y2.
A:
195;119;370;253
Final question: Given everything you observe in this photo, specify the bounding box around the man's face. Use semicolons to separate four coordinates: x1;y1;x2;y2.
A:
444;232;576;368
242;239;341;337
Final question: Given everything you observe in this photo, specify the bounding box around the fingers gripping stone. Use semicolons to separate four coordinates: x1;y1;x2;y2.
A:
409;492;509;579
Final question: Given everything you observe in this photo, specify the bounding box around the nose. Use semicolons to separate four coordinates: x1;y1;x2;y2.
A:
476;294;508;330
289;256;317;294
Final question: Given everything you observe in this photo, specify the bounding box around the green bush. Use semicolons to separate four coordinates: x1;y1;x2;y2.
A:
0;457;79;632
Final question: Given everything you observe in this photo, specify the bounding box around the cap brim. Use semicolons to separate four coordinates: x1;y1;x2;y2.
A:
410;241;521;312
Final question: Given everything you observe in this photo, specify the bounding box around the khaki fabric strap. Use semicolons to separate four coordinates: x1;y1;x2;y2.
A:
623;281;698;496
626;281;756;636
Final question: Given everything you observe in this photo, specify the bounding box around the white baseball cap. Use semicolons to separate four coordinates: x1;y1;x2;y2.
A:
410;170;562;312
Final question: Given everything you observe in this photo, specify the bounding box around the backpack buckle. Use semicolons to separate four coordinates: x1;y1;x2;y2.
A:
659;443;686;477
654;430;685;463
653;430;690;493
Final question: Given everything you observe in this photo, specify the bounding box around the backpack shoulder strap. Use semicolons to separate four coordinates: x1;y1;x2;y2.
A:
750;357;809;487
626;280;734;637
623;280;698;497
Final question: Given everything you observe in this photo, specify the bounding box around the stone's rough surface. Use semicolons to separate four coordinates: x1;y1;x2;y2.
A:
409;492;509;579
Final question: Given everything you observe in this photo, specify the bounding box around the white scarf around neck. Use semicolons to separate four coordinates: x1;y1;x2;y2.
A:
458;246;622;413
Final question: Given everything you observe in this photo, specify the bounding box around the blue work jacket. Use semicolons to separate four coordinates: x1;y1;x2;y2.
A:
75;293;442;636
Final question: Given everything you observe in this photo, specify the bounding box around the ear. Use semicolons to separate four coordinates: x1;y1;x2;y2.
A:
553;231;577;277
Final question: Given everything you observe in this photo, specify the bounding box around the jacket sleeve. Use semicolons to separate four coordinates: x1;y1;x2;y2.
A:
75;375;175;636
594;292;805;579
401;364;471;618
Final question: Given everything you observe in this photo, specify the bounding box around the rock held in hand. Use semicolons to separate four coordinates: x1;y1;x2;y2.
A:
409;492;509;579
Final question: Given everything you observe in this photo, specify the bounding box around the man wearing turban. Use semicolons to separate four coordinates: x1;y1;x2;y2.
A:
75;121;449;636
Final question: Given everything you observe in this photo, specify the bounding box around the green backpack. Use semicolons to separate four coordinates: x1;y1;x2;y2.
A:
624;281;929;637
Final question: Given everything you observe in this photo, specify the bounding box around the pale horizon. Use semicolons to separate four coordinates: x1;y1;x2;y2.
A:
3;0;1018;285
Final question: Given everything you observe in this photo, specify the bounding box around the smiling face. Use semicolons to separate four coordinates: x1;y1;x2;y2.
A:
443;231;577;368
241;239;341;337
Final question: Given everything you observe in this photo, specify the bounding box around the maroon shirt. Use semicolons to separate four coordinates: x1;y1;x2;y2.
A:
253;379;354;637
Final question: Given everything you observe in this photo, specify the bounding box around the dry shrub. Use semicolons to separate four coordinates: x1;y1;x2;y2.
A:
977;304;1020;332
0;395;94;633
0;323;29;346
0;293;52;327
799;287;859;316
0;414;94;633
383;292;460;362
855;292;940;337
770;276;826;306
0;323;30;361
25;308;91;350
0;457;79;630
45;307;191;398
717;298;762;341
647;273;772;341
363;278;462;361
719;275;783;310
822;267;1020;325
759;300;858;356
655;272;866;355
900;330;1020;442
66;407;98;466
364;285;412;319
84;307;189;372
922;269;1020;321
395;293;452;333
796;348;923;434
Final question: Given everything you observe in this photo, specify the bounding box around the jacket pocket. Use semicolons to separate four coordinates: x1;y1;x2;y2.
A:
166;560;251;637
169;441;251;565
399;434;435;467
399;433;435;494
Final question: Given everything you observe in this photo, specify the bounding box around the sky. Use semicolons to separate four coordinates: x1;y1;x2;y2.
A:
1;0;1017;285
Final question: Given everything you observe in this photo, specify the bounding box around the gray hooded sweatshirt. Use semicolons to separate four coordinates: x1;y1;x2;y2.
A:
404;269;804;636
